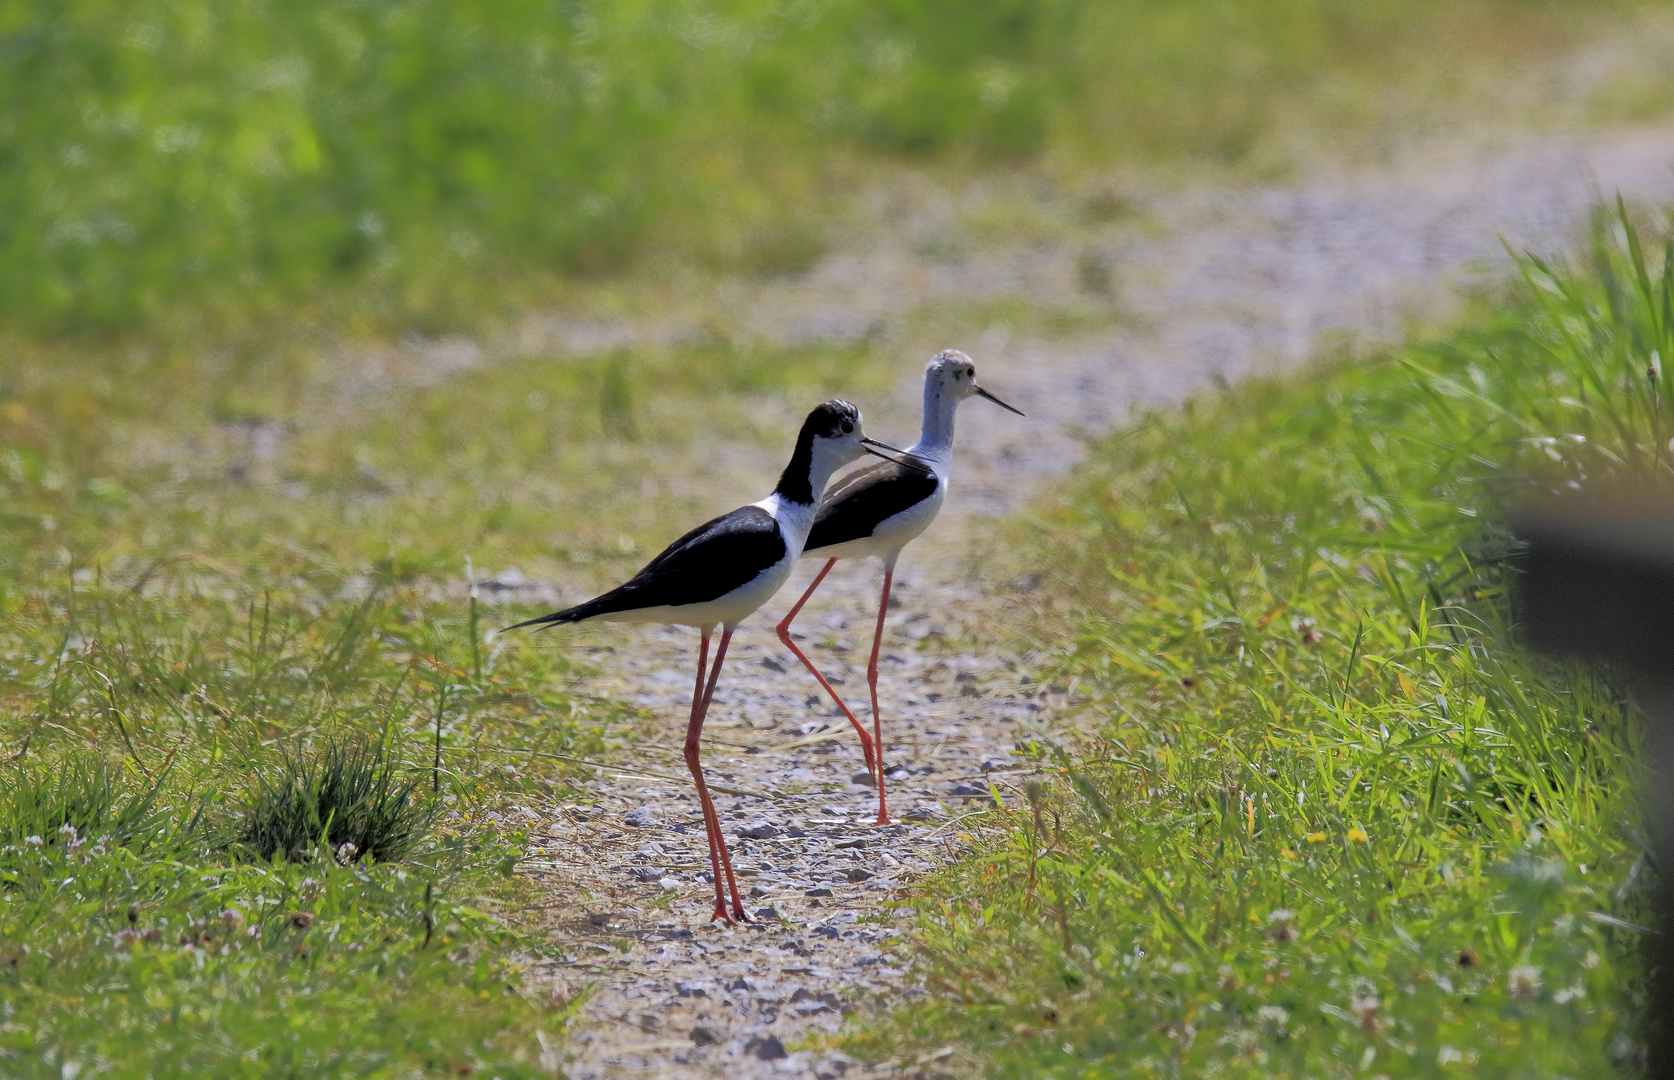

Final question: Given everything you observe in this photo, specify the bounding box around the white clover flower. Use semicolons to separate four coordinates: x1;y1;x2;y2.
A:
1507;965;1542;1000
1266;909;1298;942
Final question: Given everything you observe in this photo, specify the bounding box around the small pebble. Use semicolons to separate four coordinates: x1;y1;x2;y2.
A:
746;1034;788;1061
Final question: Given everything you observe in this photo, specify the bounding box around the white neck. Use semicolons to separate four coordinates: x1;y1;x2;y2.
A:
755;492;816;551
804;438;857;502
914;380;961;458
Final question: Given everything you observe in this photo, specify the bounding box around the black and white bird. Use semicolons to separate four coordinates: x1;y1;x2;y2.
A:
505;400;911;924
774;351;1023;825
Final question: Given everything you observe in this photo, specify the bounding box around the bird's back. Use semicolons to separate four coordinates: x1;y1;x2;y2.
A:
804;458;941;557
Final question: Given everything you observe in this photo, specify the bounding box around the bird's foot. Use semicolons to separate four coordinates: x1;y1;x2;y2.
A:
709;901;735;926
874;811;892;827
731;906;757;925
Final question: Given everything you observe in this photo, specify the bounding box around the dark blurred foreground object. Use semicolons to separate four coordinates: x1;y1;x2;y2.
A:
1516;494;1674;1070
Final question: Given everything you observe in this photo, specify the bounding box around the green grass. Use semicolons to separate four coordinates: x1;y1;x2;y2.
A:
0;331;891;588
1;814;571;1076
0;337;674;1071
0;556;615;1073
849;206;1674;1076
3;0;1662;337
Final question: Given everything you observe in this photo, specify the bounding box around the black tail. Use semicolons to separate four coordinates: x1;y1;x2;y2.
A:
500;603;592;633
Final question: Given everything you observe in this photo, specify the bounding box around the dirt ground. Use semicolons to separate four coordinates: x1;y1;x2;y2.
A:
503;123;1674;1077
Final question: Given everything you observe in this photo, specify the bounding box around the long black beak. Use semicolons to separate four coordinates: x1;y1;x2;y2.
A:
861;435;932;472
974;385;1025;416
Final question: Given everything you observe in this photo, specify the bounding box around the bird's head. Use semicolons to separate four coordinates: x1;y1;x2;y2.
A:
801;399;913;470
925;349;1024;415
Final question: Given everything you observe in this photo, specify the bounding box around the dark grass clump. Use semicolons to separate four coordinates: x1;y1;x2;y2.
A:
0;758;175;848
236;736;437;864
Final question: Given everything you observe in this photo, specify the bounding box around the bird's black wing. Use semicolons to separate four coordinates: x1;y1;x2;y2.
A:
505;506;785;629
805;459;939;553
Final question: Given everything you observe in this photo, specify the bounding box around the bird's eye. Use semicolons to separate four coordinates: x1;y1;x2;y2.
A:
840;420;854;434
966;366;976;377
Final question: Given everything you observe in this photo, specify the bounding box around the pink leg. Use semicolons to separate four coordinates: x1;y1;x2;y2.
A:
684;626;752;924
683;629;728;920
775;558;877;776
699;628;752;923
866;567;894;826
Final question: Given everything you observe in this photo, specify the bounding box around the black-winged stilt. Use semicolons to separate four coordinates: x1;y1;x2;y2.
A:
774;351;1023;824
505;400;911;924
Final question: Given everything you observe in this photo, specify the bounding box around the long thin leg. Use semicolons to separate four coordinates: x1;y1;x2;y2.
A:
684;629;727;919
699;627;752;922
775;558;877;776
866;564;895;826
685;626;751;923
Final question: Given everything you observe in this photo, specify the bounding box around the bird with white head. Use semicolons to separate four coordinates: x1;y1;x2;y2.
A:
775;350;1024;824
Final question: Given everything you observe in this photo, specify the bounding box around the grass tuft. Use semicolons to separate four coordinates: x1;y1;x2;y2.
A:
235;736;438;865
0;758;178;849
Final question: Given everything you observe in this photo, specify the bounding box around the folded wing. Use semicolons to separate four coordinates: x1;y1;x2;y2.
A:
505;506;786;629
805;459;939;552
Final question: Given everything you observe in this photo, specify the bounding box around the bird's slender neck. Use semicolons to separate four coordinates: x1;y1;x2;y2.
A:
772;433;848;508
914;379;960;457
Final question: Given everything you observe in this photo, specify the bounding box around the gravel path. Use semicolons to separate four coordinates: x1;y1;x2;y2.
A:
521;570;1051;1079
505;124;1674;1077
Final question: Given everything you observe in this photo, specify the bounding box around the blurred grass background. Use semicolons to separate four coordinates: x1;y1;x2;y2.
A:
3;0;1668;339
